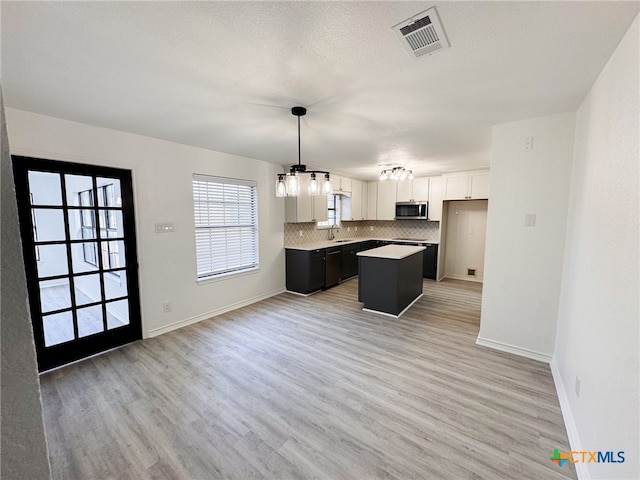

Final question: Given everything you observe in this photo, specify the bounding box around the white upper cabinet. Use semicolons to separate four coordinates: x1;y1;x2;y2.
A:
285;194;328;223
349;179;365;220
330;174;352;193
444;174;469;200
396;179;413;202
367;181;378;220
361;181;368;220
313;195;329;222
469;171;490;199
339;176;352;193
396;177;429;202
412;177;429;202
443;170;490;200
427;176;443;221
330;174;342;192
376;181;397;220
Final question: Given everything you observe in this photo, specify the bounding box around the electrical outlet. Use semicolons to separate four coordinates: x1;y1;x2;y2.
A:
370;226;374;231
354;226;358;232
522;136;534;151
298;230;303;237
162;301;172;313
575;376;581;398
347;227;351;232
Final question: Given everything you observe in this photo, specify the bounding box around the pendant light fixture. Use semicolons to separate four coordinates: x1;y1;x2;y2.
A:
379;165;414;181
275;107;333;197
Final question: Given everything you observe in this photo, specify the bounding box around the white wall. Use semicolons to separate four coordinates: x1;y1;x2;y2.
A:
443;199;487;282
6;108;286;337
553;15;639;480
478;111;575;361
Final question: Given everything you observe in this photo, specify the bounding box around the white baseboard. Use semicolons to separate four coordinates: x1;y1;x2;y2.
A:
475;336;553;363
550;358;589;479
146;288;285;338
443;274;483;283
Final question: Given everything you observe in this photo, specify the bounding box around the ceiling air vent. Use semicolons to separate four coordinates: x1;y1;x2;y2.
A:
392;6;450;58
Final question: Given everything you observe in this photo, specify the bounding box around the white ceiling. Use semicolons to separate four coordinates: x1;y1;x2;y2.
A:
2;1;638;180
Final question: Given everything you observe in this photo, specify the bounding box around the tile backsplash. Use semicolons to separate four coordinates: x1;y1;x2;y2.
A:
284;220;440;245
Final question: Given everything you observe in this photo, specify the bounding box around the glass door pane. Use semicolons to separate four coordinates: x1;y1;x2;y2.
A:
107;300;130;329
74;273;102;306
77;305;104;338
43;311;74;347
39;278;71;313
28;171;62;206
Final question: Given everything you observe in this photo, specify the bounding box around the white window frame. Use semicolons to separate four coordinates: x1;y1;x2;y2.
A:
192;174;259;281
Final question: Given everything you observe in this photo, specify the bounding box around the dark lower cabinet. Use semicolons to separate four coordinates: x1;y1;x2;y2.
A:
286;240;438;295
341;243;360;279
424;244;438;280
286;248;325;294
387;241;438;280
309;251;326;291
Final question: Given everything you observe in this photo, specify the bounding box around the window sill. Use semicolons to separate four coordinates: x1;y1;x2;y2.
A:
196;266;260;285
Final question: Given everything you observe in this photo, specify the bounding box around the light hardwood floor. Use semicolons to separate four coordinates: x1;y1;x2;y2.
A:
40;279;577;479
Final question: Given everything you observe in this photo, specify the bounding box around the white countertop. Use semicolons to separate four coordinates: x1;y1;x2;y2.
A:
285;237;438;251
357;244;425;260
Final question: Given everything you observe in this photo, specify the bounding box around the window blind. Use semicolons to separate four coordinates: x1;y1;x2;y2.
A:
192;174;259;279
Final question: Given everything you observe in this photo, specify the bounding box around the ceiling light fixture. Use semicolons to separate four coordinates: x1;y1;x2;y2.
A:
275;106;333;197
379;165;414;182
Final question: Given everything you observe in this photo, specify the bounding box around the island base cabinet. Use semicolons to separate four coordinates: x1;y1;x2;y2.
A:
358;254;423;316
286;249;325;294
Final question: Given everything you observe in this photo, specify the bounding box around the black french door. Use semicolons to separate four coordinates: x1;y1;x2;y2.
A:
12;156;142;371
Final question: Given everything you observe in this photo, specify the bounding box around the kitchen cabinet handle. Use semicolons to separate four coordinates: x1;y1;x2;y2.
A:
328;251;341;256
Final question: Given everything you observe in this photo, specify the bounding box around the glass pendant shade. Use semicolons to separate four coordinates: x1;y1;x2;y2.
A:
322;174;333;195
275;175;287;197
308;173;320;196
286;173;299;196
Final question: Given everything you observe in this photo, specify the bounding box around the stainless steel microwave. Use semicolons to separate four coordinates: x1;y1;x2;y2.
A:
395;202;428;220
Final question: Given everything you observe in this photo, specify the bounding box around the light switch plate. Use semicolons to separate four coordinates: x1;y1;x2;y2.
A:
155;222;175;233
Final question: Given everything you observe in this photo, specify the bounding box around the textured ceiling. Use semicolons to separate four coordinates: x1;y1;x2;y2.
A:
2;1;638;180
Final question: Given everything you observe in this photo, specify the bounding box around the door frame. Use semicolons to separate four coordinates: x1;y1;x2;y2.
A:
12;155;142;371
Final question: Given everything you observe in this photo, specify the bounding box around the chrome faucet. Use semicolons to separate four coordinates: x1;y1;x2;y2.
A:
328;224;338;240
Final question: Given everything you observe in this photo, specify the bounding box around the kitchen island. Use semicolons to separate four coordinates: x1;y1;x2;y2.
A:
357;244;425;317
